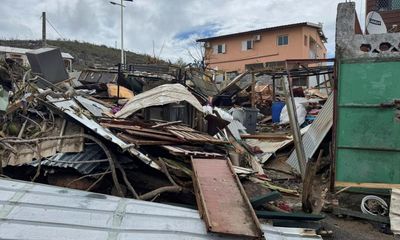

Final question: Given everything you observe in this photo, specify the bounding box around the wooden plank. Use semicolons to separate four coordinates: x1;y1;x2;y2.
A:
151;121;182;129
191;158;262;238
125;130;182;142
101;122;174;136
250;191;281;208
332;207;389;224
118;133;175;146
335;181;400;189
256;211;325;221
240;134;290;140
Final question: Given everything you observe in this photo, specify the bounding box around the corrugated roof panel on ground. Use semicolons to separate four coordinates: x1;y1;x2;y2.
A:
286;94;333;172
0;178;322;240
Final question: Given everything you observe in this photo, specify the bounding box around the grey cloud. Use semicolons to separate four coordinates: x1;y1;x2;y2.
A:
0;0;365;62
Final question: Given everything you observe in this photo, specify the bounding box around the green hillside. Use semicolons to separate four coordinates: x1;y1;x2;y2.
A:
0;39;164;70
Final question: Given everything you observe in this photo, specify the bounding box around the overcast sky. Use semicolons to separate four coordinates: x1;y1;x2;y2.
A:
0;0;365;62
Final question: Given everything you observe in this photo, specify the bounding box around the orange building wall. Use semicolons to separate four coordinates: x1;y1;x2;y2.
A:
204;26;327;73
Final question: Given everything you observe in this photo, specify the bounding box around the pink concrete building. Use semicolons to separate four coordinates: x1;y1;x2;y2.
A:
197;22;327;73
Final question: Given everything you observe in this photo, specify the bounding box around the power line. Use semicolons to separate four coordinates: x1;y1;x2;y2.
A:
46;18;65;39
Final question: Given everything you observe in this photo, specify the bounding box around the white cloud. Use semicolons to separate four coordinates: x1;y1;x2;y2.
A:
0;0;365;62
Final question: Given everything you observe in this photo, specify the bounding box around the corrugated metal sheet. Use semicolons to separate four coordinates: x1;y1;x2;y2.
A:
29;144;105;174
286;94;333;172
390;189;400;235
75;96;110;117
0;178;321;240
47;96;159;170
246;125;310;163
115;84;203;118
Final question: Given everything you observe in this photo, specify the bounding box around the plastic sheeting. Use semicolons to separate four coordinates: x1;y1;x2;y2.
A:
115;84;203;118
203;106;247;140
280;97;308;125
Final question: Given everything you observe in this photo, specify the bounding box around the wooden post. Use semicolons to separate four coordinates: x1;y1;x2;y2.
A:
282;75;307;179
272;76;276;102
42;12;46;47
251;72;256;108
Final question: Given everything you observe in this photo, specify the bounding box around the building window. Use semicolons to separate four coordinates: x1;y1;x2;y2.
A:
213;44;226;54
277;35;289;46
304;35;308;46
241;40;254;51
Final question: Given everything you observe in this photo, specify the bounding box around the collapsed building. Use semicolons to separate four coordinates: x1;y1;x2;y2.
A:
0;2;399;240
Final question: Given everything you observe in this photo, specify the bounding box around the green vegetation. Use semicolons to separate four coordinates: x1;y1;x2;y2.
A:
0;39;165;70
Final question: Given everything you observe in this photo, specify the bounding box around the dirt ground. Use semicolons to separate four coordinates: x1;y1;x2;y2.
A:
321;214;393;240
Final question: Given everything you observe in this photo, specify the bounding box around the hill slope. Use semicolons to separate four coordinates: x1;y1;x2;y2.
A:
0;39;163;70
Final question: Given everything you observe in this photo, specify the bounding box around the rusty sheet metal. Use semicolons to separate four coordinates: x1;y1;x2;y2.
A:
166;125;226;144
118;133;176;146
191;158;262;238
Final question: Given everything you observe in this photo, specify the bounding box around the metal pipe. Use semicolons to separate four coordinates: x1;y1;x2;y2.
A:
281;75;306;178
120;0;124;66
42;12;46;47
251;72;256;108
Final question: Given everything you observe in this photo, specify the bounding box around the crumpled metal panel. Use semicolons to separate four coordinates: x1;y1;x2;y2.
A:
74;96;110;117
29;144;105;174
286;94;333;172
246;125;310;164
0;178;321;240
47;96;159;170
115;83;203;118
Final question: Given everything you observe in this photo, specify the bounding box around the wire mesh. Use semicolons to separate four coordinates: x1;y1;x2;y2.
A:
376;0;400;11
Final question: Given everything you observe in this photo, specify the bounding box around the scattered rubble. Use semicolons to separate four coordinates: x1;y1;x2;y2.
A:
0;2;399;239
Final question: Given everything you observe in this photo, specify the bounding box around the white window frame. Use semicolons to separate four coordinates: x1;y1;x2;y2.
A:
241;40;254;51
277;35;289;46
213;44;226;54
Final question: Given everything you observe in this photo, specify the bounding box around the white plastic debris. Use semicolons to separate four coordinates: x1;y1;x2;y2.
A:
280;98;308;125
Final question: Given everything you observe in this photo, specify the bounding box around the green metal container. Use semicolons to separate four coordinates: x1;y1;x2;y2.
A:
335;2;400;188
336;60;400;187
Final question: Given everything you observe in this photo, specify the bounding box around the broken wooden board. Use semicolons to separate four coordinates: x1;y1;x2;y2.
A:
191;158;262;238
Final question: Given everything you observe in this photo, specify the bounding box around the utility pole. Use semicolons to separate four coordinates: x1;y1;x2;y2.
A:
42;12;46;47
110;0;133;68
120;0;124;67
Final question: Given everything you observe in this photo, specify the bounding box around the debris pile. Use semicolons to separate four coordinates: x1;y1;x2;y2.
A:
2;2;400;238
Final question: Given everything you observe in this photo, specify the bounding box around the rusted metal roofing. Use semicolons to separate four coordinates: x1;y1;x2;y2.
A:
166;125;226;144
0;178;321;240
286;94;333;172
191;158;262;238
